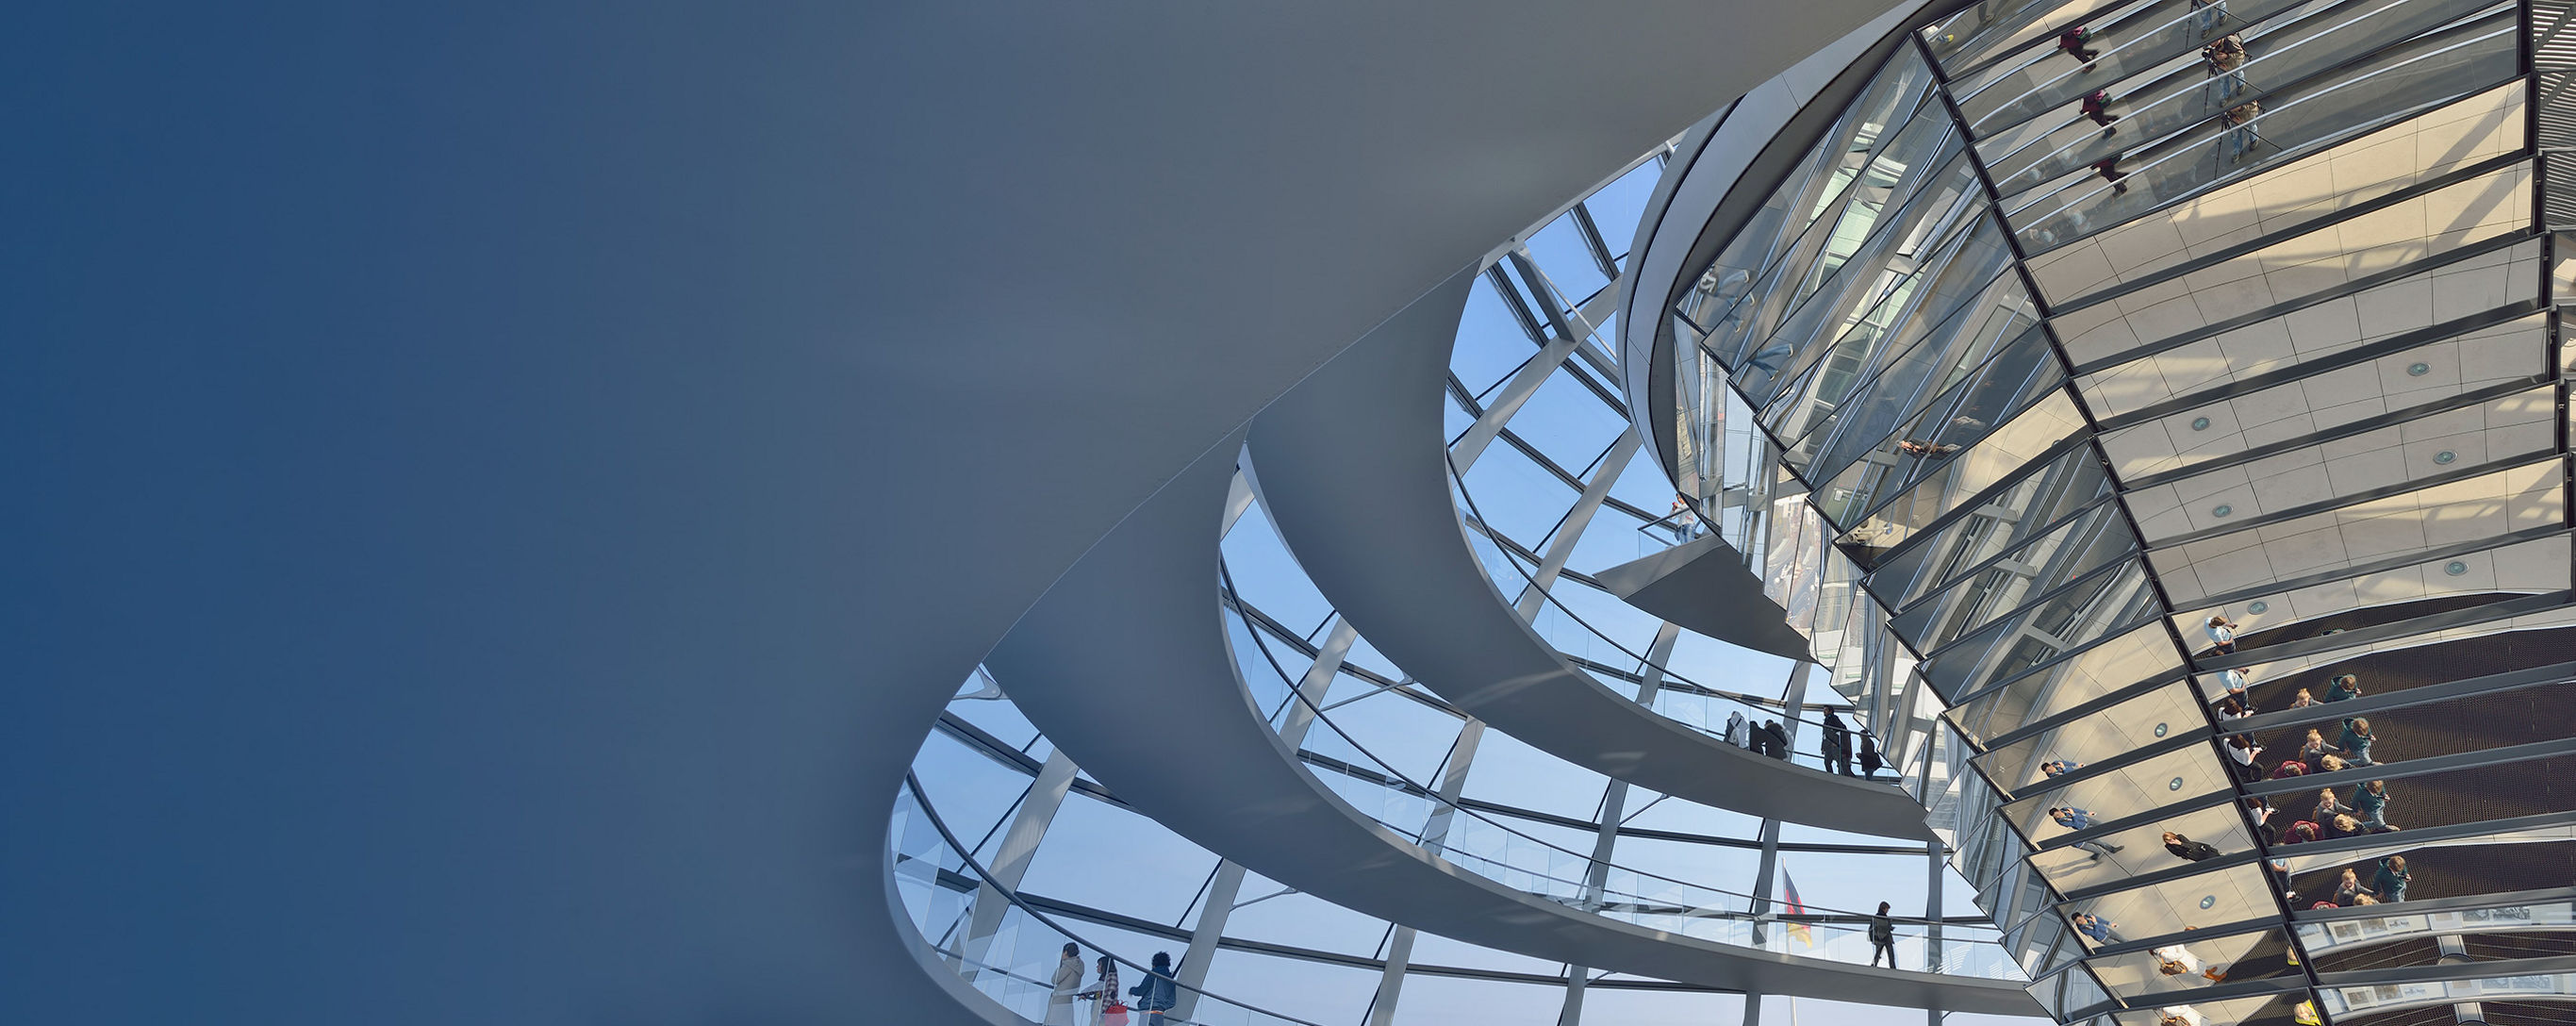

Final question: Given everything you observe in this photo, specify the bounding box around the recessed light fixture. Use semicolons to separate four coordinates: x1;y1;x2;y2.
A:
2212;505;2233;517
2170;777;2186;791
2445;561;2469;576
2434;450;2456;465
2248;601;2270;614
2154;722;2170;737
2190;416;2211;431
2200;895;2218;909
2407;362;2431;376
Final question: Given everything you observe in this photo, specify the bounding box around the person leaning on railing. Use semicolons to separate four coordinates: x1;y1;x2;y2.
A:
1049;944;1085;1026
1129;952;1179;1026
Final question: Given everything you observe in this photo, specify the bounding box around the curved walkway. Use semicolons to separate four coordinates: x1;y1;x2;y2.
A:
985;287;2035;1016
1244;272;1940;839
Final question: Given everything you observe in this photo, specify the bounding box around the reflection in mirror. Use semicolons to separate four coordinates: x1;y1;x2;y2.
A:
1949;623;2183;746
1978;681;2210;791
2004;744;2236;849
2089;925;2304;1002
2032;801;2255;896
2062;862;2279;959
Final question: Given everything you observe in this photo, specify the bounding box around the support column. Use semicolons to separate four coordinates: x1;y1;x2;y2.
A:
1365;928;1420;1026
1367;720;1484;1026
956;749;1081;975
1451;334;1581;472
1926;839;1946;975
1554;965;1591;1026
1557;622;1678;1026
1174;619;1357;1017
1749;817;1782;947
1420;720;1486;851
1515;432;1642;618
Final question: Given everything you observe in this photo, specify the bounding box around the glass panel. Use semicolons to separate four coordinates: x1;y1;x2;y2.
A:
1868;447;2116;606
2004;741;2236;840
1918;560;2163;701
1891;502;2139;652
888;784;1318;1026
2028;798;2256;896
1795;271;2049;484
2098;312;2547;483
1956;0;2315;134
2059;860;2280;949
2009;13;2518;255
1976;680;2211;788
1947;622;2188;745
2056;163;2532;372
2079;239;2546;423
2127;388;2555;547
2144;460;2563;608
2089;925;2304;1001
1984;0;2510;205
2024;79;2527;306
1833;389;2089;558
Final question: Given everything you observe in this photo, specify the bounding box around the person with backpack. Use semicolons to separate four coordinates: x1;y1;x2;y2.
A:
2337;718;2377;767
1868;902;1898;968
2371;856;2412;902
1859;734;1883;778
2081;89;2120;137
2059;25;2100;68
2352;780;2395;832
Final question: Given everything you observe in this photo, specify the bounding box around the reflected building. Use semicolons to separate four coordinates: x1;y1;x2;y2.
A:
1624;0;2576;1024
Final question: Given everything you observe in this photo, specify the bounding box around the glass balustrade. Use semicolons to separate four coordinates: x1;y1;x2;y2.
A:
1220;579;2029;982
890;779;1326;1026
2007;14;2517;252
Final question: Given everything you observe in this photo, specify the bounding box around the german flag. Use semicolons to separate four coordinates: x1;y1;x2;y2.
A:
1780;869;1811;947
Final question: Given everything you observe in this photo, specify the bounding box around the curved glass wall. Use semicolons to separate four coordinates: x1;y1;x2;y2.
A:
903;141;2040;1026
1649;0;2576;1023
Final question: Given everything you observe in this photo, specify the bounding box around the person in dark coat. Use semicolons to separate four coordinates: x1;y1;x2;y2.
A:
1822;711;1855;775
1867;902;1898;968
1859;734;1883;778
2161;832;2220;862
1761;720;1791;761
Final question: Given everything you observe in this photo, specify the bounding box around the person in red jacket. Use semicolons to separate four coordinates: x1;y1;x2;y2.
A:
2082;90;2120;137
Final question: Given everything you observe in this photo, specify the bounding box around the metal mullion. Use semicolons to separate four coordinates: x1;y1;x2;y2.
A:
1570;203;1620;282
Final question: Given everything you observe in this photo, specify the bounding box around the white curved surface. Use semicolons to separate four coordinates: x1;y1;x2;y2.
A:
985;394;2037;1015
1248;272;1941;839
9;1;1937;1022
